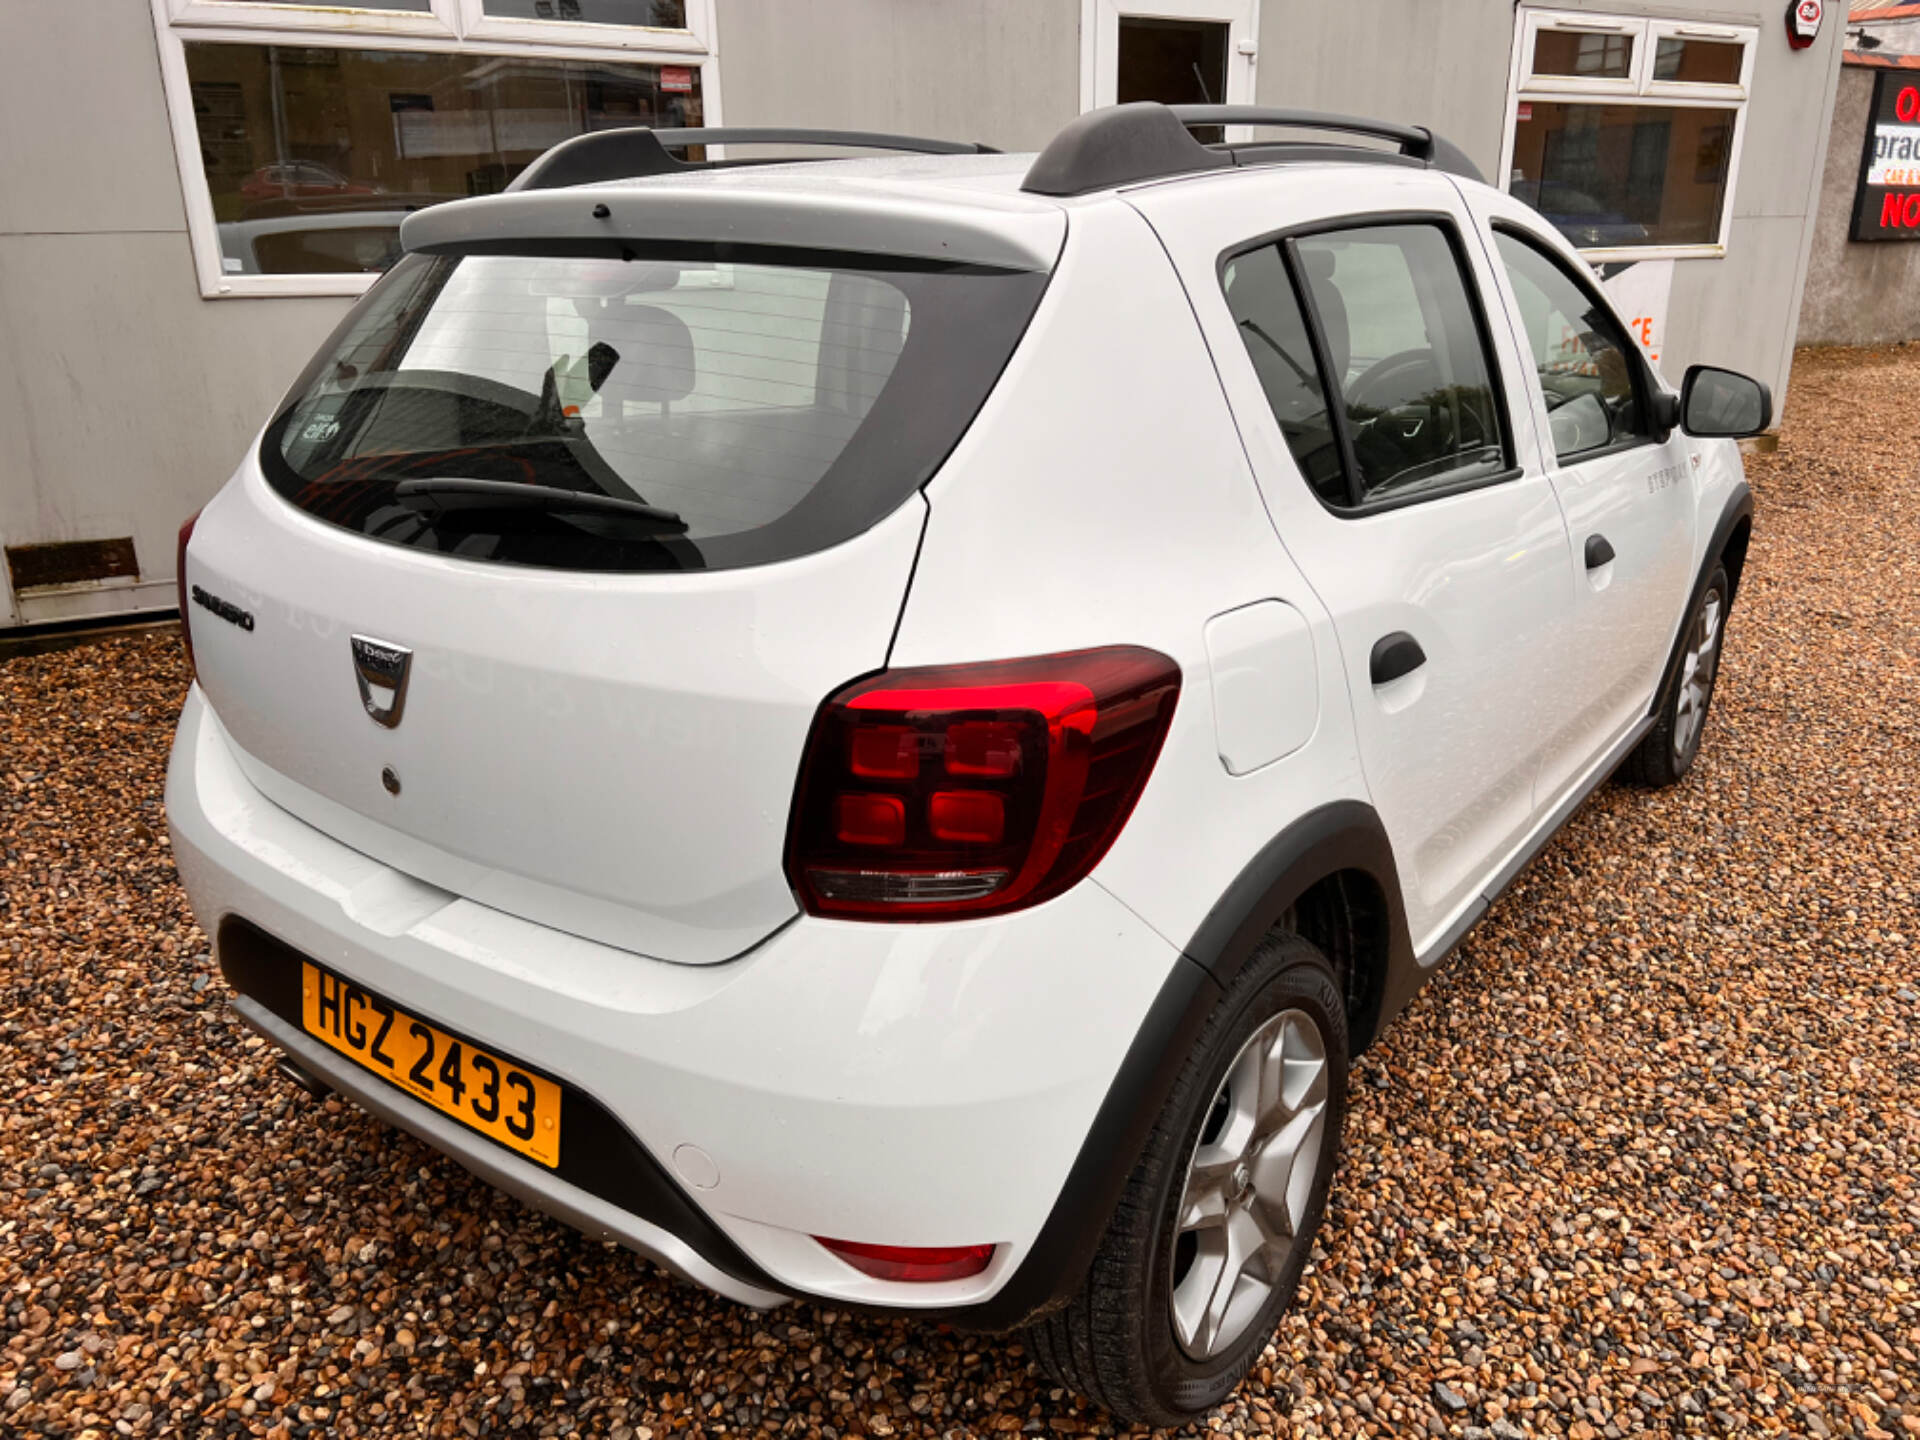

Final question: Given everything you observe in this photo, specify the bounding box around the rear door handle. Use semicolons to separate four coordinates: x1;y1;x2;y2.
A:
1369;631;1426;686
1585;534;1616;569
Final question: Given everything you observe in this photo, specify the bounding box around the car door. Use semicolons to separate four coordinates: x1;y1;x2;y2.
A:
1130;168;1581;955
1461;191;1698;804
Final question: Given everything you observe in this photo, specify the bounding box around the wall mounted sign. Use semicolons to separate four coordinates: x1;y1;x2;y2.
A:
1786;0;1822;50
1851;71;1920;240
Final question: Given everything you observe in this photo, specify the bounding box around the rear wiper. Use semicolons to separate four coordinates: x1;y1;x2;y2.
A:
392;477;686;530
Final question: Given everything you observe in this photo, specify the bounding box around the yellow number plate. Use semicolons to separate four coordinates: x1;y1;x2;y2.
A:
300;962;561;1168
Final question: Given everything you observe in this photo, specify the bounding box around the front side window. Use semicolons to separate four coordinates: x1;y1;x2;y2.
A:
1293;225;1509;504
1509;12;1752;254
1494;231;1647;461
265;249;1046;572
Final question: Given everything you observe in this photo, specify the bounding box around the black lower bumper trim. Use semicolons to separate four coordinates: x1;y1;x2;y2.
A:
216;916;780;1298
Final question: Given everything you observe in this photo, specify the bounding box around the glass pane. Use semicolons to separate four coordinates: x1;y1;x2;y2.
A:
1293;226;1508;503
482;1;688;25
1493;232;1645;461
1509;102;1735;248
264;251;1047;572
1532;29;1633;80
1652;36;1743;85
1118;18;1229;143
184;42;703;276
1221;244;1347;506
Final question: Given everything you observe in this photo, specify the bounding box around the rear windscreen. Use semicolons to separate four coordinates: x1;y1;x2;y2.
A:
263;247;1047;572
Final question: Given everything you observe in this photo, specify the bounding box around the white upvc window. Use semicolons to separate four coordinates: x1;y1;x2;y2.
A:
1500;8;1755;261
150;0;720;298
1079;0;1261;143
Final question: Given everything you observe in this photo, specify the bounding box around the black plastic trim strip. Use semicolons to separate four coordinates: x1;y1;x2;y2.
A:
215;917;781;1297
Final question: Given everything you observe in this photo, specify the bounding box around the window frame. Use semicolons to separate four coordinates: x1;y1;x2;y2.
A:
1499;7;1755;262
1078;0;1261;143
1489;220;1661;468
149;0;721;299
1216;210;1524;519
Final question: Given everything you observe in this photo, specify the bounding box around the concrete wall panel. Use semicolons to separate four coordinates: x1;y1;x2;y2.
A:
714;0;1080;152
0;230;344;615
0;0;189;236
1253;0;1515;179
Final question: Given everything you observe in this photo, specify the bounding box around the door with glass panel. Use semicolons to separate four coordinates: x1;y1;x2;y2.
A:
1209;211;1579;953
1470;206;1698;803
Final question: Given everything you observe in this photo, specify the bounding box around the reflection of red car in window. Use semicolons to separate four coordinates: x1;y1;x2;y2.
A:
239;162;383;202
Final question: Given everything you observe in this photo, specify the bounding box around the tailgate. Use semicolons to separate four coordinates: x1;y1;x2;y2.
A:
185;459;924;963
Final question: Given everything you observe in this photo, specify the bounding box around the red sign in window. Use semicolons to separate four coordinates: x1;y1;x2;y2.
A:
661;65;694;93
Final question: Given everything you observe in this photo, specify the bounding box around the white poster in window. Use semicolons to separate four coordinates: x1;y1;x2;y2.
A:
1595;258;1674;374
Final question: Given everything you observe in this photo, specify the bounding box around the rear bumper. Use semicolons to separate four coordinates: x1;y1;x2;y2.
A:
166;686;1185;1316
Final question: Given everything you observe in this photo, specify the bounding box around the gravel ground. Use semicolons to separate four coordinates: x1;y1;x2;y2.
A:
4;343;1917;1439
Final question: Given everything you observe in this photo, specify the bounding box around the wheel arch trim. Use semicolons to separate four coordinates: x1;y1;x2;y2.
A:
939;801;1413;1332
1651;480;1753;721
1181;799;1415;1049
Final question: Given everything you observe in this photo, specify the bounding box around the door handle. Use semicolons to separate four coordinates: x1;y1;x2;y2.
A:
1585;534;1616;570
1369;631;1426;686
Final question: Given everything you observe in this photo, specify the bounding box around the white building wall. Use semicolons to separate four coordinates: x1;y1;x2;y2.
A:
0;0;1842;627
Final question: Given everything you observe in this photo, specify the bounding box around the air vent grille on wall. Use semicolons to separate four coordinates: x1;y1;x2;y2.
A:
5;538;140;592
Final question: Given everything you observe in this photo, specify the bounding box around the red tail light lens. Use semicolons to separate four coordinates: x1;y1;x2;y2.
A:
815;1237;995;1283
786;646;1180;920
176;510;202;679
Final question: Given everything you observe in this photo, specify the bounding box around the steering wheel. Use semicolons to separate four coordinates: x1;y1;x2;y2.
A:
1344;348;1453;465
1346;348;1442;414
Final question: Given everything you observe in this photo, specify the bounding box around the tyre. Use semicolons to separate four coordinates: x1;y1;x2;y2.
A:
1622;562;1730;788
1028;933;1349;1426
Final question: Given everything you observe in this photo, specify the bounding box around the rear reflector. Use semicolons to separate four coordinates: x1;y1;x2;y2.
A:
786;646;1180;920
815;1238;995;1283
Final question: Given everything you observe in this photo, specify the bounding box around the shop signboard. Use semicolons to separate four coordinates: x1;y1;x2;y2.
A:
1851;70;1920;241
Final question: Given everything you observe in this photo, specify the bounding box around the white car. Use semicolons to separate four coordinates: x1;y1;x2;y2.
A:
168;105;1765;1424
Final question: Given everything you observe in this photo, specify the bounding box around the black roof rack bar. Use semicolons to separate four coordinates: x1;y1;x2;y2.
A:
646;127;996;155
1019;102;1483;197
1170;105;1484;183
511;126;997;192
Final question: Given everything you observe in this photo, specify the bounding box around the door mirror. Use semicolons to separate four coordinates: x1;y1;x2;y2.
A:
1680;365;1772;438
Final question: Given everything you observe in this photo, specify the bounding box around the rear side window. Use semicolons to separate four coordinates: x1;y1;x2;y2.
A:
1492;229;1647;462
1223;221;1513;510
265;249;1046;572
1221;245;1347;507
1293;225;1509;504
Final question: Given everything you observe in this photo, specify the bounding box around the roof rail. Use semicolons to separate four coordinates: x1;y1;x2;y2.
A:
1019;103;1484;197
510;127;998;192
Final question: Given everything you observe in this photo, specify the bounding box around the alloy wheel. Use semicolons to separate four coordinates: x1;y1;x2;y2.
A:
1673;588;1723;760
1168;1008;1329;1360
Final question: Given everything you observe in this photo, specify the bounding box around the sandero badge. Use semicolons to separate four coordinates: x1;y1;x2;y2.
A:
349;635;413;729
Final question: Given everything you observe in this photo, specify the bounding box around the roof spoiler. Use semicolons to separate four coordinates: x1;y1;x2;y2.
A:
398;183;1064;274
1020;103;1485;197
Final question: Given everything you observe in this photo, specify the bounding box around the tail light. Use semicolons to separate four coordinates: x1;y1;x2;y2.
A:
815;1238;995;1283
176;510;202;679
785;646;1180;920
